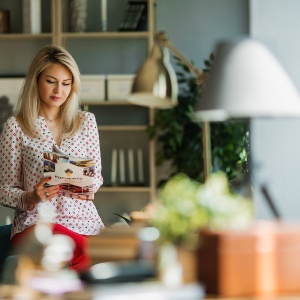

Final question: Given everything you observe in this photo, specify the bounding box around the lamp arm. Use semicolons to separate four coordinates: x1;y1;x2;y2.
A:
155;31;211;181
155;31;205;86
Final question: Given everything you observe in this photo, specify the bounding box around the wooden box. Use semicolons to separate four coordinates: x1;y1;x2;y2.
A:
198;221;300;297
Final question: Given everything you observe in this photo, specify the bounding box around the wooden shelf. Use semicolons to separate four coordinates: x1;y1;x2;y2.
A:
61;31;150;39
0;0;156;217
0;33;52;40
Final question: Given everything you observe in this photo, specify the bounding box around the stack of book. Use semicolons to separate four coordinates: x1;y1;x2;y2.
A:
118;1;147;32
87;226;141;264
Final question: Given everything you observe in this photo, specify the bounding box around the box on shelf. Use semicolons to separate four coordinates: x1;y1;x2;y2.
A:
107;74;135;101
80;75;105;101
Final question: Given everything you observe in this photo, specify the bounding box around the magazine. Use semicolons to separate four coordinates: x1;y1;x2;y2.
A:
43;146;95;200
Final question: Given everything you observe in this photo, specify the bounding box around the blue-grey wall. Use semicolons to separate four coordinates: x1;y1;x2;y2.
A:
249;0;300;90
155;0;249;71
249;0;300;221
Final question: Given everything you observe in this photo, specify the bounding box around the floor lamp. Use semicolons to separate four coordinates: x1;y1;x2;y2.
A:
195;38;300;121
128;31;211;181
195;37;300;218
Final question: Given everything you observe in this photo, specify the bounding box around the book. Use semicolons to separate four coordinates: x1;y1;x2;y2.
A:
87;227;141;264
118;1;147;32
43;146;95;200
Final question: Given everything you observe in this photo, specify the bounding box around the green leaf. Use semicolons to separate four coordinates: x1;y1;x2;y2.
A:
113;213;131;224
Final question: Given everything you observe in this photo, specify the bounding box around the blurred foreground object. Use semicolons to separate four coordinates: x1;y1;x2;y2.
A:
150;172;254;287
151;174;300;296
89;281;204;299
0;213;88;298
87;226;142;265
198;221;300;297
151;172;254;247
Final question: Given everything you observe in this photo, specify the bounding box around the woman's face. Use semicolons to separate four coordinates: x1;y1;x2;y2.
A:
38;63;73;108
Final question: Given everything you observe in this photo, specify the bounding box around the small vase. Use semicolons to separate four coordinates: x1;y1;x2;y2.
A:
158;243;199;286
0;10;9;33
69;0;87;32
22;0;42;33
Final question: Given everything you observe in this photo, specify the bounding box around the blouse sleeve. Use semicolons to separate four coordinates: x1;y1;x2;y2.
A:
0;117;27;211
85;112;103;192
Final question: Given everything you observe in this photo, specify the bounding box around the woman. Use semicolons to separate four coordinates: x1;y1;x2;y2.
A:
0;45;104;272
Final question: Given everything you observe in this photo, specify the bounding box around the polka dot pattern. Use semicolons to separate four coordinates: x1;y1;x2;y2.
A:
0;112;104;236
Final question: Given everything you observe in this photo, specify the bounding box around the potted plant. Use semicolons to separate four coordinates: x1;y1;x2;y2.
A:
147;55;249;185
149;172;254;284
150;172;254;247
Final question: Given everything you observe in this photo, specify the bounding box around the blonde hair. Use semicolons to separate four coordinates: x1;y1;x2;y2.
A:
15;45;82;138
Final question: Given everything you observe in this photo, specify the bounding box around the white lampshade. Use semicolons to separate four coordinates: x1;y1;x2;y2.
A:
128;44;178;108
195;38;300;121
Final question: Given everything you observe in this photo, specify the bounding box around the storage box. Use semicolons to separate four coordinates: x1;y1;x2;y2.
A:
107;74;135;100
80;75;105;101
197;221;300;297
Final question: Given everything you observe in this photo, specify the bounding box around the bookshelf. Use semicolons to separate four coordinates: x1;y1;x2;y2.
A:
0;0;156;225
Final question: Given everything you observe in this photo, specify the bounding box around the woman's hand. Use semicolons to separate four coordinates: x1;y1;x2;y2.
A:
26;177;60;207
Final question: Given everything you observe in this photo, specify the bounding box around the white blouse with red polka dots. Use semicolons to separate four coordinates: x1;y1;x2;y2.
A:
0;111;104;237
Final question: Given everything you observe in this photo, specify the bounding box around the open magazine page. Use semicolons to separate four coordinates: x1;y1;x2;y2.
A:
43;148;95;200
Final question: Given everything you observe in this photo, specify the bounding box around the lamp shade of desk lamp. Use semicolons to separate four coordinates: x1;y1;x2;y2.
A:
128;31;211;180
128;43;178;108
195;38;300;121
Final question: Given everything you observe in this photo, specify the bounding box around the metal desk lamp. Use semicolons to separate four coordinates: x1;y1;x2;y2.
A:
128;31;211;180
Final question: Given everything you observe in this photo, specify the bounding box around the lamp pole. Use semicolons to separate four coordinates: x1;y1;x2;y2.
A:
202;121;211;181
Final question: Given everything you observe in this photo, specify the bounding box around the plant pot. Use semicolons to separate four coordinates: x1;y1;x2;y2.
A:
197;221;300;297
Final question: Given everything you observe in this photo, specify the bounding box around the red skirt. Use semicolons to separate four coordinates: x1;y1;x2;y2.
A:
11;223;91;273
